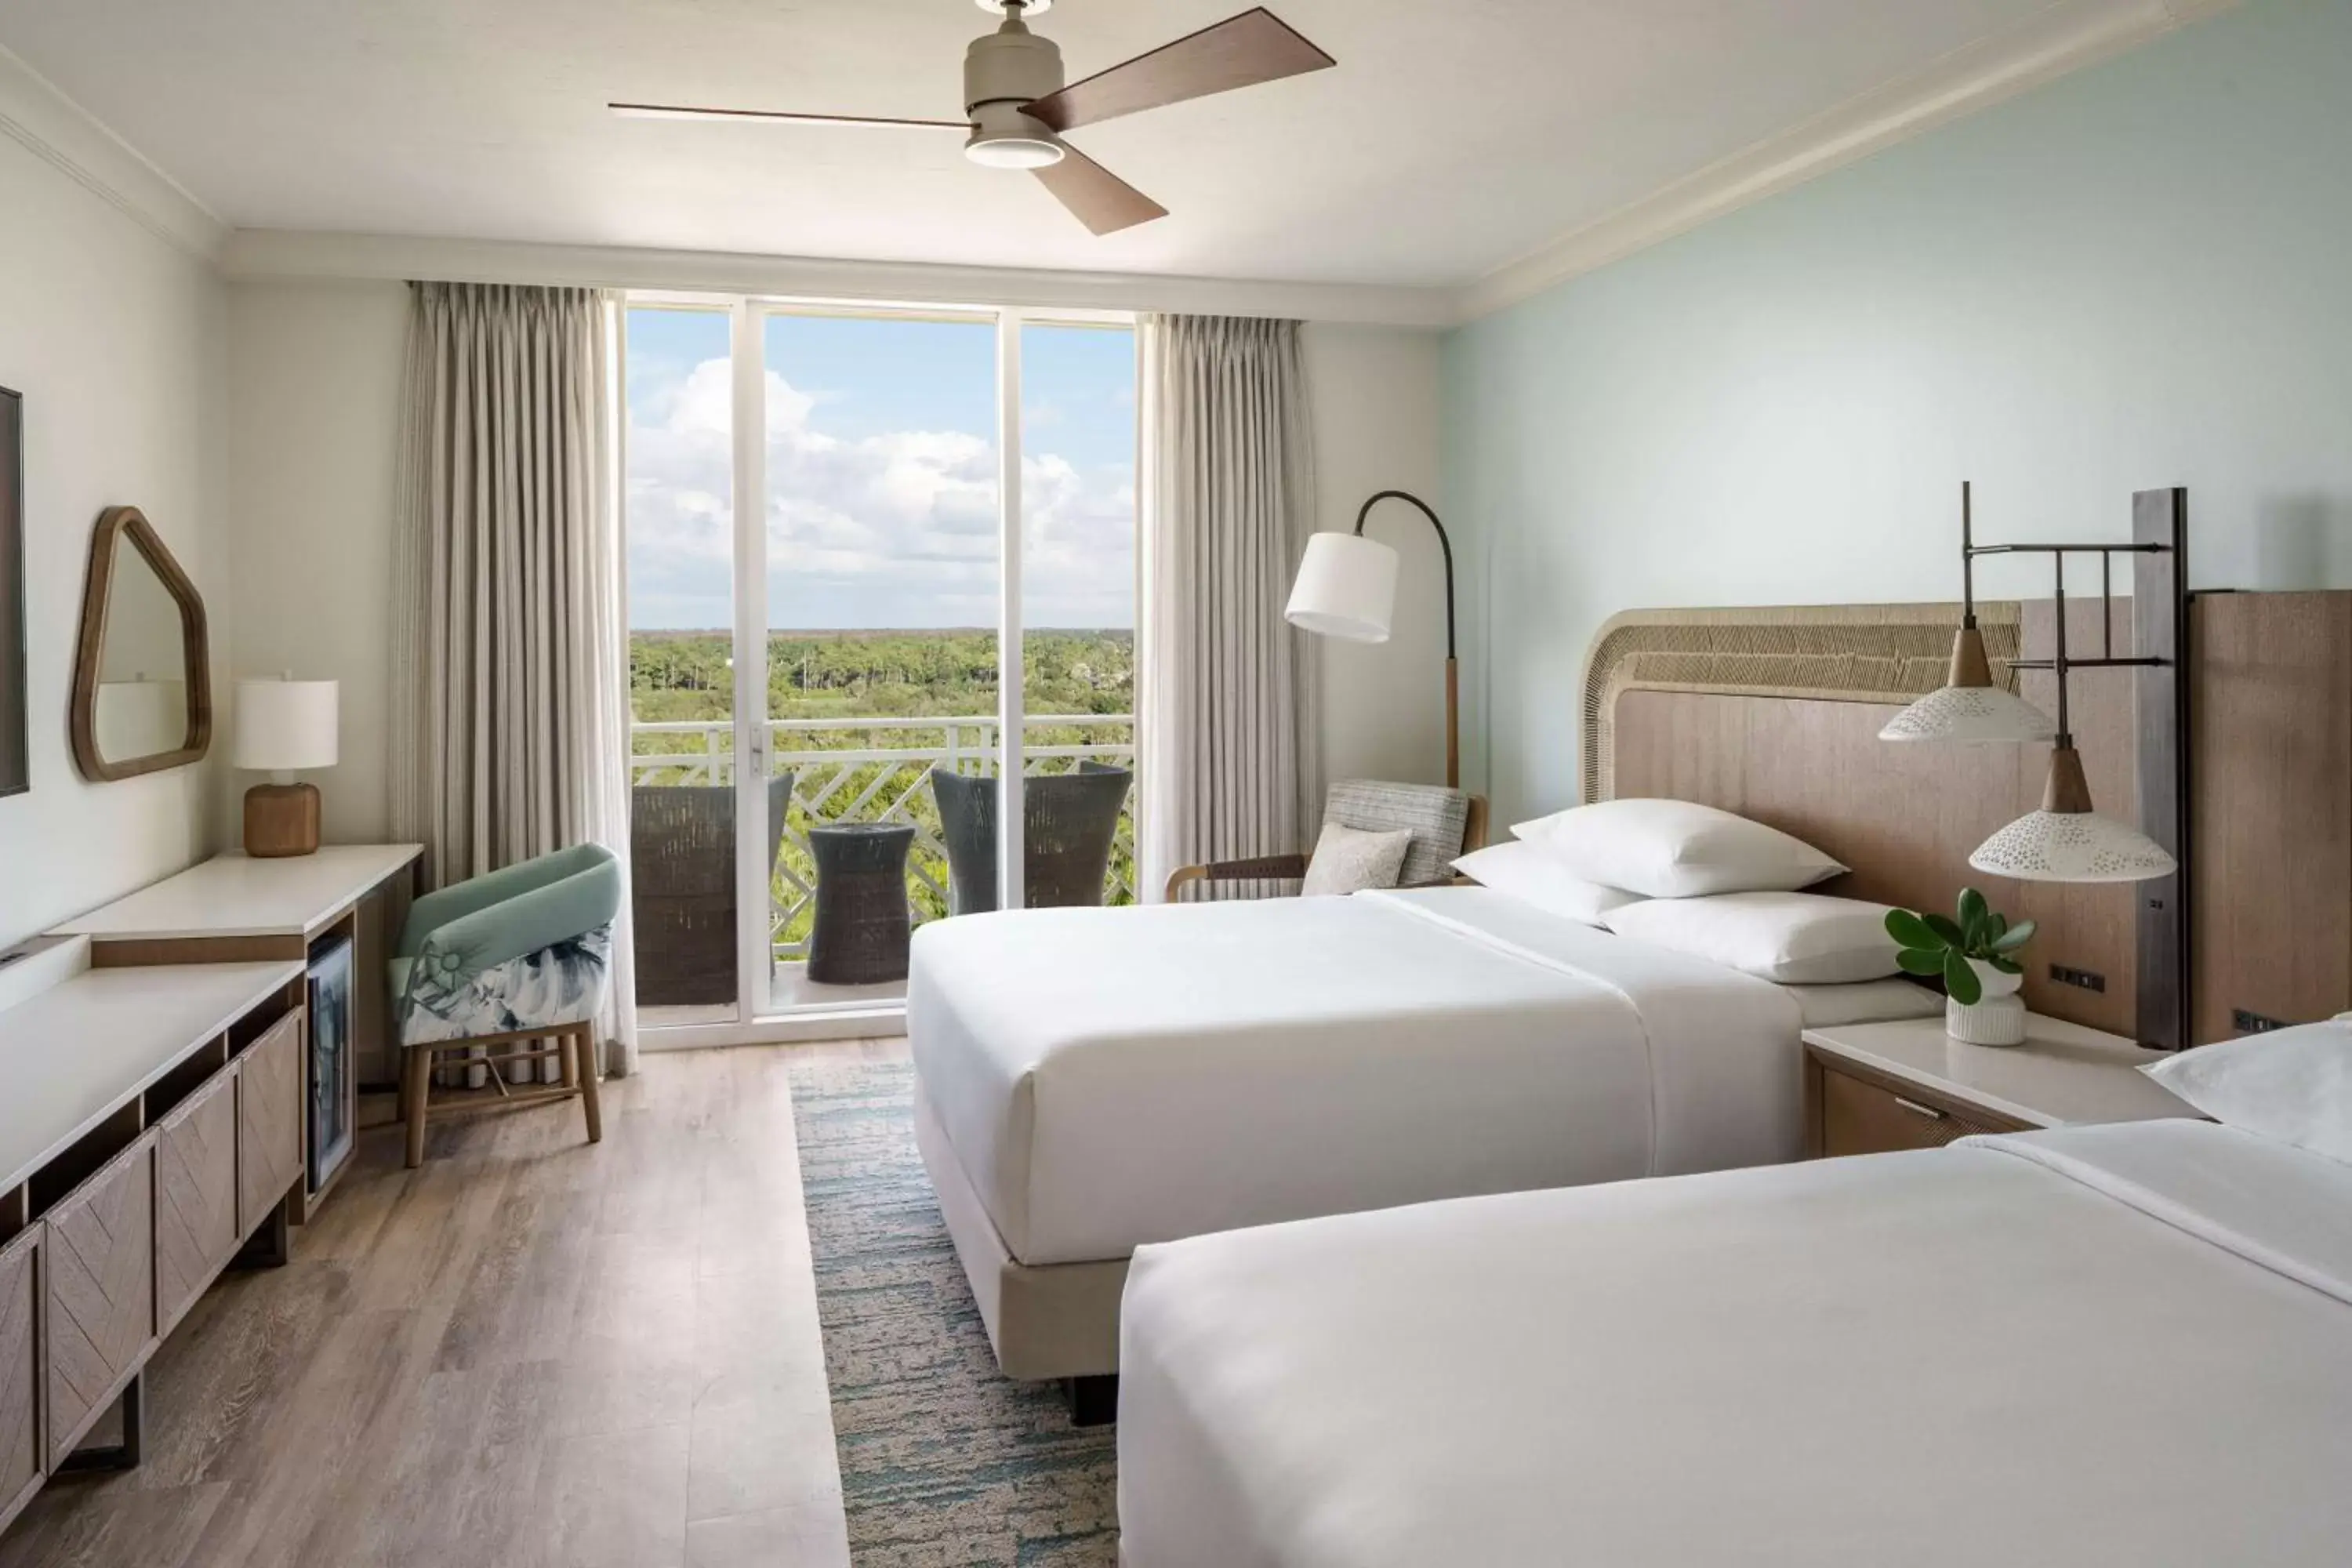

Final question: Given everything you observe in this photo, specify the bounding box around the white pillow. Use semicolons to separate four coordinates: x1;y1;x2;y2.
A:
1512;799;1846;899
2140;1021;2352;1163
1602;892;1900;984
1451;840;1639;927
1300;821;1414;896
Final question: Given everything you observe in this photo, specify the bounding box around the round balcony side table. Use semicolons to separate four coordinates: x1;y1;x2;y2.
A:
807;822;916;985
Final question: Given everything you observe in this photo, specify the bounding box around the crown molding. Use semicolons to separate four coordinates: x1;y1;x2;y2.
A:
220;228;1456;328
1455;0;2245;322
0;43;227;260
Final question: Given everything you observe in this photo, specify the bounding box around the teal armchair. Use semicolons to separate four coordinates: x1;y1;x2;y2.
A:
392;842;622;1167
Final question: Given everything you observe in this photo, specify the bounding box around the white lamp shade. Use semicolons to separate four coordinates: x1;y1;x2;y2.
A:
1969;809;2176;883
234;678;339;771
1286;532;1399;644
1878;684;2058;743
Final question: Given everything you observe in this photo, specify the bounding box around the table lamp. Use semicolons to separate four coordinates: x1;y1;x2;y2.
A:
234;676;338;858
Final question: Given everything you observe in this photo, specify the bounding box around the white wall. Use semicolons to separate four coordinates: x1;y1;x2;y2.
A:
224;278;408;844
1303;323;1449;790
0;132;227;949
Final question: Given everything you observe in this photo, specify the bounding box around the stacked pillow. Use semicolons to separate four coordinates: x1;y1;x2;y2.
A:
1451;798;1904;984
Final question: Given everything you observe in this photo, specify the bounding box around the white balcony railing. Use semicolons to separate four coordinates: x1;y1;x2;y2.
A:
630;713;1137;962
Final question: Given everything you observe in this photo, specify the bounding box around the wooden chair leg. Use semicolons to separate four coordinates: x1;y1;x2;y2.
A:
561;1029;579;1091
575;1025;604;1146
403;1045;433;1169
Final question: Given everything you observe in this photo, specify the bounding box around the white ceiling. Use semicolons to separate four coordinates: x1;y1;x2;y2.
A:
0;0;2078;288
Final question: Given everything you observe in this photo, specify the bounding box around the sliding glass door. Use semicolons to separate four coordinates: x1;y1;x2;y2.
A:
624;299;1137;1035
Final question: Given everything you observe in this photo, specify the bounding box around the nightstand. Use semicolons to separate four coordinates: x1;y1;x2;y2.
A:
1802;1013;2198;1158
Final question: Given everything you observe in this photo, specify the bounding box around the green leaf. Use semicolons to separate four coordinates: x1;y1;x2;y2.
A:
1958;887;1989;947
1991;919;2038;953
1922;913;1965;948
1885;909;1943;951
1987;955;2024;976
1896;948;1947;978
1943;949;1982;1006
1985;912;2008;947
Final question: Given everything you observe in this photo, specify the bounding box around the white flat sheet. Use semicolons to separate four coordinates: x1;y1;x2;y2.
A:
909;887;1924;1267
1118;1120;2352;1568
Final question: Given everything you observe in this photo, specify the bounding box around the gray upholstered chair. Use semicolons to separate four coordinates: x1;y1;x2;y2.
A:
930;764;1134;913
1163;779;1488;902
629;773;793;1006
390;842;623;1167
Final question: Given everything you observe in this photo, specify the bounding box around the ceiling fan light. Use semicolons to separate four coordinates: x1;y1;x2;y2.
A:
965;131;1063;169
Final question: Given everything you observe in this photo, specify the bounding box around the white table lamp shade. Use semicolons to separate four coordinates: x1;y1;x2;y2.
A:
234;679;339;771
1287;532;1399;644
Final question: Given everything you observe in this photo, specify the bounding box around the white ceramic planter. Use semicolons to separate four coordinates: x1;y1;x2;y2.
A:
1946;958;2027;1046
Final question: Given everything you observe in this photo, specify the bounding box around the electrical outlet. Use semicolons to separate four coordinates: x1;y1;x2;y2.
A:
2049;964;2106;993
2232;1009;2289;1035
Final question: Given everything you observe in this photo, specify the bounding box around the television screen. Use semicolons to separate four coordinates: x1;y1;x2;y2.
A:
0;387;24;797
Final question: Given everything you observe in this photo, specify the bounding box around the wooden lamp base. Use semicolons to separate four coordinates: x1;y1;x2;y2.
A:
244;782;321;858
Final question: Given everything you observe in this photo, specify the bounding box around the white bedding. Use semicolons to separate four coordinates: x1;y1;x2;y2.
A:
907;886;1935;1267
1118;1120;2352;1567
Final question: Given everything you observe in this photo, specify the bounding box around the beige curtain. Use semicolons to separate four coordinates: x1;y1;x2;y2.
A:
1138;314;1321;899
389;282;639;1075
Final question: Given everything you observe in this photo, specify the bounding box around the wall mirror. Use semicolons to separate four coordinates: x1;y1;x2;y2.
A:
71;506;211;780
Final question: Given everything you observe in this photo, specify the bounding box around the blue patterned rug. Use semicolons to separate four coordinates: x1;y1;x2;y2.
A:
789;1058;1118;1566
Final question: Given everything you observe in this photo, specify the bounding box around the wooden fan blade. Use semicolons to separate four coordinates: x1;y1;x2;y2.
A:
1024;8;1334;133
608;103;967;129
1033;143;1169;234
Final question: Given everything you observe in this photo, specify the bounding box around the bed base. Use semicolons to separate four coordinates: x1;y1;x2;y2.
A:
913;1083;1132;1387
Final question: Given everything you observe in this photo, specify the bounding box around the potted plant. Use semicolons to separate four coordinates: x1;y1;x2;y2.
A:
1886;889;2036;1046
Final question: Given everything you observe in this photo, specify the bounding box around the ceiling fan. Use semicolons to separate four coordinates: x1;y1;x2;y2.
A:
611;1;1336;236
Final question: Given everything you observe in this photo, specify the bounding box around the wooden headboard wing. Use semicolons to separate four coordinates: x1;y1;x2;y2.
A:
1584;601;2135;1037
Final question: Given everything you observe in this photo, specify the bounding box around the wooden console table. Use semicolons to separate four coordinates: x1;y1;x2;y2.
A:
49;844;423;1221
0;941;307;1535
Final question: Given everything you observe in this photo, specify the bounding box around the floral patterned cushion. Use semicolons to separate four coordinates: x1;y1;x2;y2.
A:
397;923;614;1047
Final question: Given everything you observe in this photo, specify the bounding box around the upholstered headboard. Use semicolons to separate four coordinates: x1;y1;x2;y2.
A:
1583;601;2136;1037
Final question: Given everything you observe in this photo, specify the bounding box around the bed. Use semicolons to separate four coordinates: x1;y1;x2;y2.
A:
1117;1117;2352;1566
908;884;1939;1381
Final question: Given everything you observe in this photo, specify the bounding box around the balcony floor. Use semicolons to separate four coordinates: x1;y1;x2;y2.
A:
639;963;906;1031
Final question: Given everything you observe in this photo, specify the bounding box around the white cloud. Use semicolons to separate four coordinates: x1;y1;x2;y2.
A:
627;356;1134;630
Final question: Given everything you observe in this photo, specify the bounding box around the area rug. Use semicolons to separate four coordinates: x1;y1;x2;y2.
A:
789;1057;1118;1566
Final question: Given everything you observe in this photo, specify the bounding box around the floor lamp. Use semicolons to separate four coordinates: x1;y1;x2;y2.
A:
1285;489;1460;789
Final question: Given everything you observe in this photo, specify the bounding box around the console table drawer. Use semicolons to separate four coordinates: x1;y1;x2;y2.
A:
43;1134;156;1468
155;1065;241;1335
237;1010;304;1232
0;1226;38;1527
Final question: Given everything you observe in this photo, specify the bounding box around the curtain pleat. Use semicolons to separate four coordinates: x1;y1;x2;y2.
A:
1138;315;1320;899
390;283;640;1078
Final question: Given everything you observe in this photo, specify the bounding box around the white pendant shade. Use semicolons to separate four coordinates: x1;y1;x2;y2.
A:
1969;809;2176;883
234;678;339;771
1878;683;2058;742
1286;531;1399;644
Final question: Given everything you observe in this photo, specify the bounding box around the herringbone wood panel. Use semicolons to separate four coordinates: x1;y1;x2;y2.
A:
44;1140;154;1468
157;1072;241;1333
238;1015;303;1232
0;1229;37;1521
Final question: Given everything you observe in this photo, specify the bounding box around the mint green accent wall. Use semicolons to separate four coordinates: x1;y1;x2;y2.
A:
1445;0;2352;821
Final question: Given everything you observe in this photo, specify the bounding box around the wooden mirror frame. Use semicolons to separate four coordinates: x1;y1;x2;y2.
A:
70;505;212;781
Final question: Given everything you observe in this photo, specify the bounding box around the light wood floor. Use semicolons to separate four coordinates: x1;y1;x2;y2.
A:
1;1041;907;1568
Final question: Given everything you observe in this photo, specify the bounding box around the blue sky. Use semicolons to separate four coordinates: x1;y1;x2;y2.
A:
625;307;1136;632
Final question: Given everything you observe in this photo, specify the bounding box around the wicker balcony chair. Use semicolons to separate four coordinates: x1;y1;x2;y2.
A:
629;772;794;1006
931;763;1134;913
1163;779;1489;902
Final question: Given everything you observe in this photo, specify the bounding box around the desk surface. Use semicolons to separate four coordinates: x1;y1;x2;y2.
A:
0;960;304;1193
50;844;423;942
